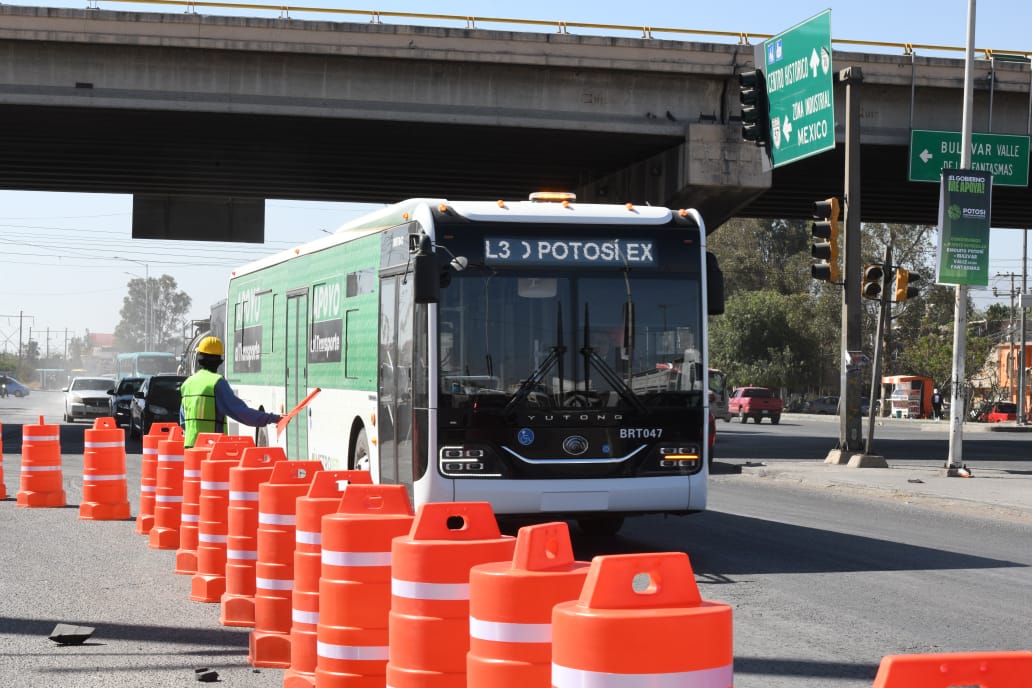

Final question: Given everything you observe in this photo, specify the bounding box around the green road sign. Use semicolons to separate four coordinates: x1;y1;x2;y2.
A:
909;130;1030;186
760;10;835;168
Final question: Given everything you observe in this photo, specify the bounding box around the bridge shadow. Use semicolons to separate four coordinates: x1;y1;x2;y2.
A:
571;510;1025;576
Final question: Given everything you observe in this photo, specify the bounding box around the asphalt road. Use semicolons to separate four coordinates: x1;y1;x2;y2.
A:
4;394;1032;686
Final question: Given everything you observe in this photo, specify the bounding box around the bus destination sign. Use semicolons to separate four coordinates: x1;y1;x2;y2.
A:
484;238;657;267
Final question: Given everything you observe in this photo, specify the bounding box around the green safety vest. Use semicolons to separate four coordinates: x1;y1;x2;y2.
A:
180;369;226;447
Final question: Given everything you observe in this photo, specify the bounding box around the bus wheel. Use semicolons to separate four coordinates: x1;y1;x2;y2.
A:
352;428;370;472
577;516;624;537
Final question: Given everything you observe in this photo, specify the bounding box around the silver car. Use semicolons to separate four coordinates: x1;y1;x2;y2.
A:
64;376;116;423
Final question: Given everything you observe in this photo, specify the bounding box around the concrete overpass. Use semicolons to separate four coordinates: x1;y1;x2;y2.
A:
1;3;1031;241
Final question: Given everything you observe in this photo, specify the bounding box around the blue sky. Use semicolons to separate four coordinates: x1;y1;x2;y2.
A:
0;1;1028;351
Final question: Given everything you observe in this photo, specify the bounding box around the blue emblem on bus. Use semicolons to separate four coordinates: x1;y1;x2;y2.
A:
517;428;535;446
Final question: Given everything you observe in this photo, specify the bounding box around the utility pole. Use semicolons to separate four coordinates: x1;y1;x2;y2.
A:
946;0;977;475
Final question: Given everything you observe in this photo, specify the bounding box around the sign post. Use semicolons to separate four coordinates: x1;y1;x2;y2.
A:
760;10;835;168
910;130;1029;186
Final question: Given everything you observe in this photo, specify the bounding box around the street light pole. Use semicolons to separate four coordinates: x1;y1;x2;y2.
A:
116;257;150;351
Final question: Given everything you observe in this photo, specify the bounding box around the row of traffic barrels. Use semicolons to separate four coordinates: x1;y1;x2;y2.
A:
3;417;736;687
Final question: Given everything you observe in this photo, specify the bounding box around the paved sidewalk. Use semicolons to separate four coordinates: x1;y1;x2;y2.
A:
721;458;1032;520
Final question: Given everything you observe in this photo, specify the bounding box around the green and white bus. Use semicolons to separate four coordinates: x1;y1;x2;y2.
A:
225;194;723;533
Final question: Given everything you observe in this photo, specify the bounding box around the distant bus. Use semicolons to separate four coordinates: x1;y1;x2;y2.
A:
222;193;724;535
116;352;179;379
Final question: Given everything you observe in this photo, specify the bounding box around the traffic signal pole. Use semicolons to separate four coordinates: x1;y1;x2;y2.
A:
830;66;866;461
865;245;892;454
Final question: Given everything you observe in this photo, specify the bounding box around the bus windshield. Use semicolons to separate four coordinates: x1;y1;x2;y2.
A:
438;270;703;413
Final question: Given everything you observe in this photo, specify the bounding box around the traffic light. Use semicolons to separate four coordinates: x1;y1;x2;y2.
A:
862;264;885;300
738;69;769;146
895;268;921;302
811;198;841;283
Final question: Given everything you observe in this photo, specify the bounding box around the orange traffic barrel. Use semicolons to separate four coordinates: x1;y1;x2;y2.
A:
467;522;590;688
248;460;324;669
190;437;254;603
135;422;181;534
220;445;288;627
148;426;186;549
17;416;66;508
174;433;227;574
551;552;733;688
283;469;372;688
1;421;8;501
79;417;131;521
386;502;516;688
872;651;1032;688
314;484;415;688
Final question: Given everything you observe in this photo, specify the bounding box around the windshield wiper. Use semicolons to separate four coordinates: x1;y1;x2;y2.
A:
581;303;647;415
504;302;566;414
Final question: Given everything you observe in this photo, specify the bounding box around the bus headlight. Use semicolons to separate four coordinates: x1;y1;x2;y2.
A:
439;445;503;477
651;446;703;474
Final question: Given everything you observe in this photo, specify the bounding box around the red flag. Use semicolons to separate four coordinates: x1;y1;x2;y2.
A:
276;387;322;439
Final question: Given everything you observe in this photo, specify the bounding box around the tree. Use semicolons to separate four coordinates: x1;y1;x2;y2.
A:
115;274;192;352
710;290;824;391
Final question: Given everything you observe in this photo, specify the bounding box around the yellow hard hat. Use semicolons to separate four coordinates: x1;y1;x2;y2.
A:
197;336;225;356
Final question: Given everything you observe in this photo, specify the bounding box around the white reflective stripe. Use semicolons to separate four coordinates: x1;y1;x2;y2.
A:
143;448;158;455
227;549;258;560
259;512;296;525
322;550;392;567
184;470;201;478
470;616;552;644
181;514;199;523
256;577;294;591
198;533;228;543
141;486;157;492
158;454;185;462
83;474;126;481
317;641;389;661
296;530;321;545
155;495;184;503
229;490;260;501
200;481;230;490
84;441;124;448
26;435;60;442
551;662;733;688
392;578;469;601
292;609;319;625
20;465;61;471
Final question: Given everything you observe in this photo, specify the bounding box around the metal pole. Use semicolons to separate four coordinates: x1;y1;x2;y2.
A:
866;245;892;454
145;263;150;351
1021;231;1028;423
946;0;976;474
1010;274;1016;402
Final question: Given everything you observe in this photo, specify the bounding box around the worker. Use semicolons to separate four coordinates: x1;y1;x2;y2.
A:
180;336;281;447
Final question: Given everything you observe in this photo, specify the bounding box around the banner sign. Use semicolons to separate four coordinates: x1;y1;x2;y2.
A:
935;169;992;286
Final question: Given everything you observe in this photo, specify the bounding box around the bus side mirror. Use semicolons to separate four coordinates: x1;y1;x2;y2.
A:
707;252;725;316
413;236;440;304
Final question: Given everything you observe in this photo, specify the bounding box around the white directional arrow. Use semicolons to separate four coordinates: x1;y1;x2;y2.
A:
782;117;793;143
920;149;933;163
810;48;819;77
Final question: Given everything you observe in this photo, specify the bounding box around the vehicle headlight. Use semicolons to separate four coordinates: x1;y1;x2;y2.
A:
70;394;84;403
150;404;169;415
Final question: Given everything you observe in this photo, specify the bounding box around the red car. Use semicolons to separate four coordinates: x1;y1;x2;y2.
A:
986;402;1017;423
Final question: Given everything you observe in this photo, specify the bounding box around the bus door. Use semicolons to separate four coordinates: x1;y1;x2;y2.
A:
377;273;414;489
286;288;310;458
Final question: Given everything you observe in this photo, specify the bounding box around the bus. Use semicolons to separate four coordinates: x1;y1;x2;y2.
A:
224;194;723;534
115;352;179;380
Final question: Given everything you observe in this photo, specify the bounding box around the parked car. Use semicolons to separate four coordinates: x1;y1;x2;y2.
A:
0;374;30;398
129;374;188;439
108;376;146;427
986;401;1017;423
64;376;116;422
805;396;839;414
